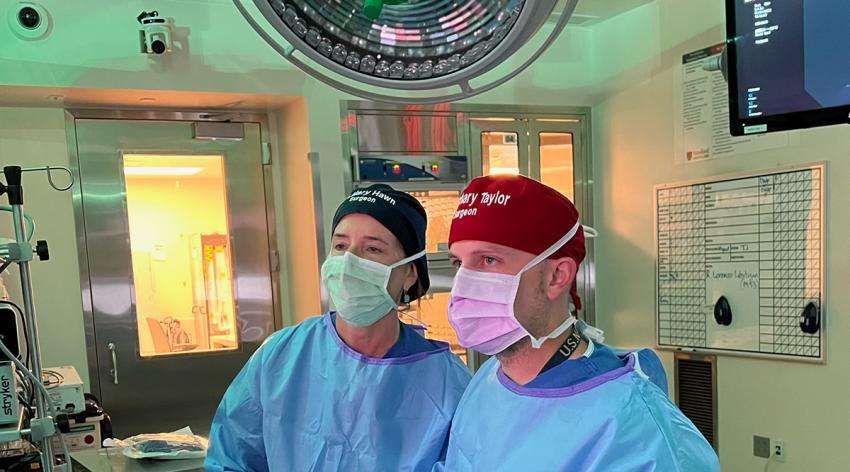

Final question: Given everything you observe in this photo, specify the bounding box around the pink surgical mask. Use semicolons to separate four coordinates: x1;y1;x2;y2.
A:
448;222;587;355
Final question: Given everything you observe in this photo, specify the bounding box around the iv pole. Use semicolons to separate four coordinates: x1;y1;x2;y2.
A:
0;165;74;471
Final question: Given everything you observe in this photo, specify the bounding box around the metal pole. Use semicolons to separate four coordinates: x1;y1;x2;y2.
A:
11;205;53;471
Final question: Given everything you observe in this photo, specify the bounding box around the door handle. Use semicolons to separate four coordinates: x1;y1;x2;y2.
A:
107;342;118;385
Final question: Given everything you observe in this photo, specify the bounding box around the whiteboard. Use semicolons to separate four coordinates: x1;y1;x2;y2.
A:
655;164;825;361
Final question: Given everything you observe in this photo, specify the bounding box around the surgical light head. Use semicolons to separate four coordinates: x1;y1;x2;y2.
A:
362;0;409;20
236;0;578;103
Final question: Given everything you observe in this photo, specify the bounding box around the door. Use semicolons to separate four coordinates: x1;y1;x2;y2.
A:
74;119;275;437
466;115;592;368
469;117;592;316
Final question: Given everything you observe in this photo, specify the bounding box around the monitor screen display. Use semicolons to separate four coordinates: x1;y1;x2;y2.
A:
727;0;850;135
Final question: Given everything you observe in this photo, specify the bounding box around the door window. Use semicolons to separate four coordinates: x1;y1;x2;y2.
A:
538;132;575;199
123;154;239;357
481;132;520;176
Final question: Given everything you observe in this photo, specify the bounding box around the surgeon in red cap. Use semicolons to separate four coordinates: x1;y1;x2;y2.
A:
439;175;719;471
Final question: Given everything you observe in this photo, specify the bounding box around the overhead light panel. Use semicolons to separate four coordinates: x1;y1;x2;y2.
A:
123;167;204;176
234;0;578;103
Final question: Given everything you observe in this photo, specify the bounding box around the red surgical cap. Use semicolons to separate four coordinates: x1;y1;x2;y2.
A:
448;175;587;309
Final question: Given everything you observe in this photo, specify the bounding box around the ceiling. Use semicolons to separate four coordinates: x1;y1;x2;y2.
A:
178;0;655;27
557;0;655;26
0;1;653;109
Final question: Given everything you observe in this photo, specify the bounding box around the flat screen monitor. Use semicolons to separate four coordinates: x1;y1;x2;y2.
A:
726;0;850;135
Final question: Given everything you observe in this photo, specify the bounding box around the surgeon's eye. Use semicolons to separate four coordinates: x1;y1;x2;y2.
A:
450;258;462;268
483;256;498;266
333;243;347;252
366;246;383;254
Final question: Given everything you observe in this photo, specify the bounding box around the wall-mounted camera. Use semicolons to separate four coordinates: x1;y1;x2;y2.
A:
7;2;51;40
138;10;172;55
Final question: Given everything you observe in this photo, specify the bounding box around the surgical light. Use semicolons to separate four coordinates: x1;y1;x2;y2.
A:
234;0;578;103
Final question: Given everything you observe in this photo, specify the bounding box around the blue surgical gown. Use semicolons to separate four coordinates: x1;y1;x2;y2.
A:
441;352;719;471
531;342;669;396
206;313;471;472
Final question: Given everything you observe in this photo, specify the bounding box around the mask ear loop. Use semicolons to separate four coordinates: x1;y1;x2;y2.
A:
383;249;427;293
390;250;428;329
389;249;428;269
388;249;426;304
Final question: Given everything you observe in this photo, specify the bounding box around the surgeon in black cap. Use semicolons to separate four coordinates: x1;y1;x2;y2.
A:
322;183;436;351
207;185;471;472
328;184;431;313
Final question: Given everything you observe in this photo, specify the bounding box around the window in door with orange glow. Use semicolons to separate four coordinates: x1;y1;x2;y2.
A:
539;132;575;200
123;154;239;358
481;132;520;176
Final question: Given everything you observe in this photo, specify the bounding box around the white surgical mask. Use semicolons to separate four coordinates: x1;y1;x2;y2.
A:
321;250;425;327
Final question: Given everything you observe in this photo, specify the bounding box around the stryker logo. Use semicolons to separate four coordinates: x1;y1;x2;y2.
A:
1;375;13;416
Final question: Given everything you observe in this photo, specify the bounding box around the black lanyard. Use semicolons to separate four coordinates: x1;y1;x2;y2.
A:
539;326;583;374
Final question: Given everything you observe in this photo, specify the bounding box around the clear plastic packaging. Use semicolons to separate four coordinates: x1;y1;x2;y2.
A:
103;427;208;460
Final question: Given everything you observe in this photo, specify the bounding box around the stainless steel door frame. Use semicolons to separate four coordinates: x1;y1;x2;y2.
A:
67;109;281;401
344;100;591;120
68;112;278;436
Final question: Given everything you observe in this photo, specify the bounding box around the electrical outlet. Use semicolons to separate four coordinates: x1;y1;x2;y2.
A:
773;439;785;462
753;435;771;458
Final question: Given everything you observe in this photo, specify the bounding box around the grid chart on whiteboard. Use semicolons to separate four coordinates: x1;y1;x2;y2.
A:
656;166;823;359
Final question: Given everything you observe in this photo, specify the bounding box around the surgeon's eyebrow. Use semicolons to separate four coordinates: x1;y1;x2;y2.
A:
469;249;505;260
449;245;511;262
470;243;511;256
333;232;390;246
363;235;390;246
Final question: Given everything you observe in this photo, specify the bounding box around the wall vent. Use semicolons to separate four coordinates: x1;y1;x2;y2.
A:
675;353;717;449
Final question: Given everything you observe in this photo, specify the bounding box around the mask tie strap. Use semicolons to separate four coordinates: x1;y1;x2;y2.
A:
529;316;577;349
389;249;427;269
518;220;582;275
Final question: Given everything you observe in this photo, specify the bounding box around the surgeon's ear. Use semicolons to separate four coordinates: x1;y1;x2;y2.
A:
403;263;418;292
546;257;578;301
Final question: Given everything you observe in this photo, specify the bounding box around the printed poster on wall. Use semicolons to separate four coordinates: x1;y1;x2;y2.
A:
674;43;791;164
